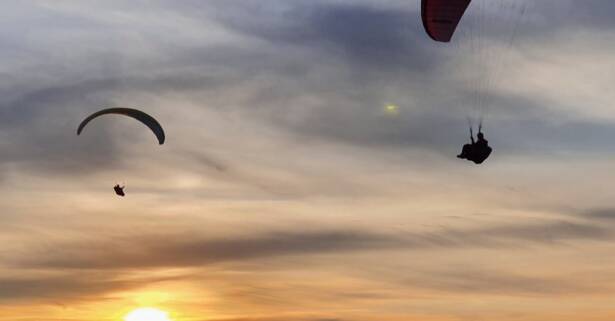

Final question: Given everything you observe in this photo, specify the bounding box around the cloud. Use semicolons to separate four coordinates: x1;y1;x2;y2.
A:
202;0;615;156
0;272;181;303
585;208;615;221
405;268;606;296
2;0;615;185
17;230;402;270
13;212;615;272
3;207;613;305
214;2;432;69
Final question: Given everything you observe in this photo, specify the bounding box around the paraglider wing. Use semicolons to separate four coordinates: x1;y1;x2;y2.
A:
421;0;472;42
77;108;165;145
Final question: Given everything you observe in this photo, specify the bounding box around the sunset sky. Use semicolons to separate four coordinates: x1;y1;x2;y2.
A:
2;1;615;320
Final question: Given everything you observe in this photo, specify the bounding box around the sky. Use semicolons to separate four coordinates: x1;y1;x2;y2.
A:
2;0;615;320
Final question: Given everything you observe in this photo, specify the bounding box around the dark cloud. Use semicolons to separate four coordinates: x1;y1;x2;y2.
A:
406;268;605;296
0;72;236;177
0;273;181;303
2;0;614;178
0;81;122;175
215;2;434;71
4;209;615;304
466;220;611;245
18;230;402;270
15;213;615;271
585;209;615;221
200;0;615;156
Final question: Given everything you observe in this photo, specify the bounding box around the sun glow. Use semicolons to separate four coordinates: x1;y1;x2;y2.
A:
124;308;172;321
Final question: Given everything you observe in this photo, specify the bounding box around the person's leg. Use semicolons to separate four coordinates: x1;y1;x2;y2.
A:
458;144;471;158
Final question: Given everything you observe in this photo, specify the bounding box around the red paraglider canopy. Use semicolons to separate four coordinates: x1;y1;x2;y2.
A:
421;0;472;42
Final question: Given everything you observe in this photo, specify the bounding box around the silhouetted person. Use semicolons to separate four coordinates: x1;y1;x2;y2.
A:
476;132;487;145
114;184;125;197
458;133;476;159
457;130;492;164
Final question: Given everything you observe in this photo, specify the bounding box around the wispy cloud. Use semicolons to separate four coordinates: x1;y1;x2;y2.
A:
13;211;615;272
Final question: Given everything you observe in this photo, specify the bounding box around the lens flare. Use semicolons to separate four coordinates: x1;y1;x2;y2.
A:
385;104;399;115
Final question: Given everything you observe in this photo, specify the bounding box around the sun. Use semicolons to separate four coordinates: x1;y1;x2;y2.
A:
124;308;172;321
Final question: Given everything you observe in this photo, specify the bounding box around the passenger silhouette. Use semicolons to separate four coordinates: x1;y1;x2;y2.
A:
113;184;125;197
475;132;488;147
457;129;492;164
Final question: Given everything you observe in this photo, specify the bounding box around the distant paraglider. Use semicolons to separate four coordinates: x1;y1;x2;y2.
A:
77;107;165;197
77;107;165;145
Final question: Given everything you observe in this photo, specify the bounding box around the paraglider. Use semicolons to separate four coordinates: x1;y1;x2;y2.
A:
113;184;126;197
77;107;165;197
77;107;165;145
421;0;528;164
457;125;492;164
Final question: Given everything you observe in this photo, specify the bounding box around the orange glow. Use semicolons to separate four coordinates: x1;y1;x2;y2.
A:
124;308;172;321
